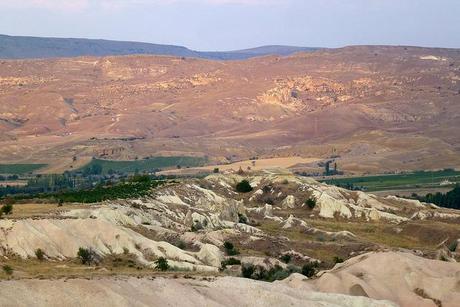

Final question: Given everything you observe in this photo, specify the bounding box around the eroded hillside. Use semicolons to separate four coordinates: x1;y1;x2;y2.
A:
0;46;460;172
0;172;459;306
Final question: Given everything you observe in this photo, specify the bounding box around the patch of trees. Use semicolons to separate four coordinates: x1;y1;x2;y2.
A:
413;186;460;210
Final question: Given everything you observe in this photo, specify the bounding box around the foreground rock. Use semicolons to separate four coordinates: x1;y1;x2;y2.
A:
0;276;395;307
314;251;460;307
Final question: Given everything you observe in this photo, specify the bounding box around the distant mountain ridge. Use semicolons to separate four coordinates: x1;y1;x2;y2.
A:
0;34;319;60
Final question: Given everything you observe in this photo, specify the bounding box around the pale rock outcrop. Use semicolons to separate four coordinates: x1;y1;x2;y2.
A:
314;251;460;307
0;276;396;307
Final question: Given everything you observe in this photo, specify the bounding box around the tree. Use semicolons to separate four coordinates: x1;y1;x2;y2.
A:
235;180;253;193
155;257;169;271
213;168;220;174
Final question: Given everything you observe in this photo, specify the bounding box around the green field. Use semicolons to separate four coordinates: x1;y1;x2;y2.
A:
0;164;47;175
322;169;460;192
77;157;207;174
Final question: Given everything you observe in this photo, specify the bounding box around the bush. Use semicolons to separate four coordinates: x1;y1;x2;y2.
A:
280;254;292;264
221;257;241;270
35;248;45;261
235;180;253;193
155;257;169;271
305;198;316;209
301;262;318;278
213;168;220;174
77;247;98;265
333;256;344;264
448;240;458;252
2;265;13;275
241;263;255;278
223;241;239;256
238;213;248;224
1;203;13;215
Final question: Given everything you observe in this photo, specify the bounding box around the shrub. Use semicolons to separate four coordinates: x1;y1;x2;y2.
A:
305;198;316;209
35;248;45;261
213;168;220;173
241;263;255;278
1;203;13;215
448;240;458;252
155;257;169;271
223;241;239;256
333;256;344;264
220;257;241;270
238;213;248;224
280;254;292;264
301;262;318;278
77;247;98;265
235;180;253;193
2;265;13;275
191;220;204;232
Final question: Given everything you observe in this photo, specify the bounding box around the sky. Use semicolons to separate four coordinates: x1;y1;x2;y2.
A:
0;0;459;51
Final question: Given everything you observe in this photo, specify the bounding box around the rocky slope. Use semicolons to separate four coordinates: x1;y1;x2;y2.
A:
0;46;459;173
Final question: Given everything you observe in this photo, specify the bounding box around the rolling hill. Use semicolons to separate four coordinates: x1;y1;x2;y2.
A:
0;34;318;60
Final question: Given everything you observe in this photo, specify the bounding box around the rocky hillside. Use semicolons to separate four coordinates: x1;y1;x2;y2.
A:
0;172;458;306
0;46;459;173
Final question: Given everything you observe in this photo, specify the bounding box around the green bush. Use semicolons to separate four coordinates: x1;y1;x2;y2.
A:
280;254;292;264
223;241;239;256
2;265;13;275
238;213;248;224
241;263;255;278
1;203;13;215
220;257;241;270
301;262;318;278
155;257;169;271
448;240;458;252
333;256;344;264
305;198;316;209
77;247;98;265
35;248;45;261
235;180;253;193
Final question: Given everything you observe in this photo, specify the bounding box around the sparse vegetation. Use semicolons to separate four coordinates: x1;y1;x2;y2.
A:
235;180;253;193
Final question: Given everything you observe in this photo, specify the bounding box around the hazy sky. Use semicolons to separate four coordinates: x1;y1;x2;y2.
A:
1;0;459;50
